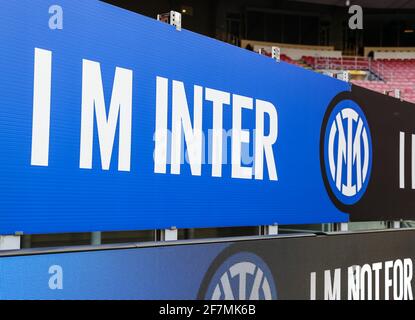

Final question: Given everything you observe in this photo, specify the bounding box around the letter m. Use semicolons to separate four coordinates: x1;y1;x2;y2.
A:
80;59;132;171
324;269;341;300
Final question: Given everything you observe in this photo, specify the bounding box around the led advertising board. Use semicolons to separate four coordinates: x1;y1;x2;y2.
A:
0;230;414;300
0;0;413;234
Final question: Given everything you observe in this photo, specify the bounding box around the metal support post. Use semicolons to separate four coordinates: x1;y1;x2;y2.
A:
333;222;348;232
0;235;21;250
387;221;401;229
157;11;182;31
394;88;401;99
91;231;102;245
157;226;178;241
271;46;280;62
337;70;349;82
259;224;278;235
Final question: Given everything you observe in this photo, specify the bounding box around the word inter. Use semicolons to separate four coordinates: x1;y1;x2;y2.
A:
31;48;279;180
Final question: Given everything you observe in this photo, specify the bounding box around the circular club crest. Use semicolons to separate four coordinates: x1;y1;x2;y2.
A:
203;252;277;300
323;99;372;205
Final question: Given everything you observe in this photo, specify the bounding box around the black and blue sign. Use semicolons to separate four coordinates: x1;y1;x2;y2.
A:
0;0;350;234
0;0;414;234
1;230;414;300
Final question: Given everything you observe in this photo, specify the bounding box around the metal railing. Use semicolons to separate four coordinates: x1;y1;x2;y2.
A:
313;56;370;70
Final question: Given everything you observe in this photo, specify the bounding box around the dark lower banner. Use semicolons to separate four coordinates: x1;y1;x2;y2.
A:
1;229;414;300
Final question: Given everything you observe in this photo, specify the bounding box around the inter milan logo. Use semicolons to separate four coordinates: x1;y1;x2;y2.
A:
323;100;372;205
203;252;277;300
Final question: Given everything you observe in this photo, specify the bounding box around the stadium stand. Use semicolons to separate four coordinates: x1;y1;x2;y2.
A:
243;41;415;104
354;57;415;103
303;56;370;70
